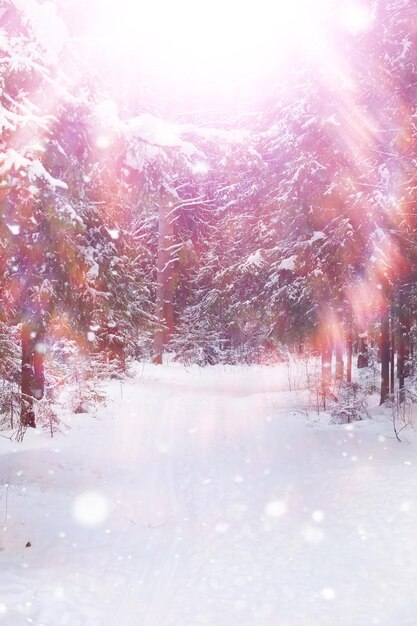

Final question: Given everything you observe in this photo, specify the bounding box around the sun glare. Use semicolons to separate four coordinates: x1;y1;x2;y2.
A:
93;0;331;79
339;2;374;35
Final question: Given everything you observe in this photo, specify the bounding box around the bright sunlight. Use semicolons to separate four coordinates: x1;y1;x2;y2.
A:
93;0;332;78
3;1;416;626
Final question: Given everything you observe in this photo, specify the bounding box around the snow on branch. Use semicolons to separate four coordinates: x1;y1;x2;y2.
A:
0;149;67;190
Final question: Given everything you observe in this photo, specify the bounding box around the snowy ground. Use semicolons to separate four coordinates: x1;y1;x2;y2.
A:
1;362;417;626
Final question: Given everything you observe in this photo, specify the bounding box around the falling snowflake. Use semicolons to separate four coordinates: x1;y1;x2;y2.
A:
265;500;287;518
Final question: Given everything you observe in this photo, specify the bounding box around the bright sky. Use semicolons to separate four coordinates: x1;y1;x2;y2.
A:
94;0;329;76
60;0;375;114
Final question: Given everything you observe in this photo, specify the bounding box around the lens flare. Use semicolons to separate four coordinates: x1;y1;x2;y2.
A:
72;491;108;526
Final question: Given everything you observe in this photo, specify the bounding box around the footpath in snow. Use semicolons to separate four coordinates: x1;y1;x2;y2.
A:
1;362;417;626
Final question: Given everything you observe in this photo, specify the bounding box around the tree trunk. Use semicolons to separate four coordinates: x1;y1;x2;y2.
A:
154;193;176;364
390;312;395;395
21;322;45;428
102;323;126;371
335;338;344;381
346;328;353;383
397;289;410;403
357;331;369;368
321;336;332;409
380;309;390;405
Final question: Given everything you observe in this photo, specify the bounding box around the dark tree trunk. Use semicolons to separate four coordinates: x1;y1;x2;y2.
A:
390;313;395;395
397;289;410;403
357;331;369;368
380;309;390;405
154;193;176;364
101;323;126;371
21;323;35;428
21;322;45;428
398;340;405;403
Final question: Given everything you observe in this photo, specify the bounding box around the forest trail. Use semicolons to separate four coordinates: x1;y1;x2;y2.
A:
1;363;417;626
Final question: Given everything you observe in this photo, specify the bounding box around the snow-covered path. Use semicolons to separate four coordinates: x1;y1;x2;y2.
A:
1;363;417;626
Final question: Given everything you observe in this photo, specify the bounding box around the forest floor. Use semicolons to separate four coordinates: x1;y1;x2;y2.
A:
0;362;417;626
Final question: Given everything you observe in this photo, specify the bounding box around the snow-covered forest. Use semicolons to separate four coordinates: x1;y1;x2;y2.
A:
2;0;417;624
